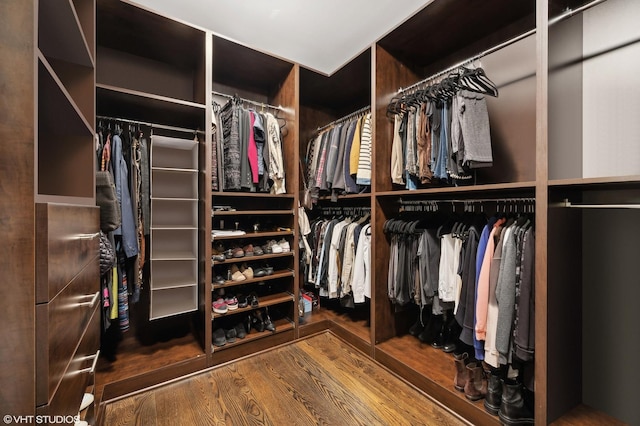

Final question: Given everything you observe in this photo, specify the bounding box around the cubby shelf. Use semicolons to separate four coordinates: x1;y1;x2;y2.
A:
211;292;295;319
39;0;94;68
212;270;295;291
212;252;294;266
211;318;295;352
212;230;294;241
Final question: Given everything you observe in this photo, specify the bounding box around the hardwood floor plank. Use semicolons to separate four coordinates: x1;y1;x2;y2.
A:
103;332;467;426
104;391;157;425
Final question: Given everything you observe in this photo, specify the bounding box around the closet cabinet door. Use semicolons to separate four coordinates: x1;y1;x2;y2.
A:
34;203;100;413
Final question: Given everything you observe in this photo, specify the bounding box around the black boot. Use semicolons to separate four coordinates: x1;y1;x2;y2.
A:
431;310;449;349
443;315;462;353
418;313;443;345
484;366;503;416
498;379;534;425
409;306;430;337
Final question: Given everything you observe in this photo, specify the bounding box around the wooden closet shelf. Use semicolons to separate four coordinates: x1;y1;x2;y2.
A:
97;84;206;109
375;181;537;198
212;270;294;289
211;318;295;352
212;210;294;217
39;53;94;135
39;0;94;68
212;251;293;267
212;191;295;199
212;230;293;241
549;175;640;188
212;292;294;319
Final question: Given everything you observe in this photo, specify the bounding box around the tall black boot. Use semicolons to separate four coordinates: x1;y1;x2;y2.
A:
431;310;450;349
442;316;462;353
418;313;443;345
484;365;504;416
409;305;430;337
498;378;534;425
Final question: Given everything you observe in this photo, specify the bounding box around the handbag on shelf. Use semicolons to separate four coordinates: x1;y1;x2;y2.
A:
96;170;121;232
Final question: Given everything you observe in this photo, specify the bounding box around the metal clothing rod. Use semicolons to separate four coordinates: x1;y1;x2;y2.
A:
398;197;536;205
316;105;371;133
398;0;607;94
555;199;640;209
212;90;284;112
96;115;204;135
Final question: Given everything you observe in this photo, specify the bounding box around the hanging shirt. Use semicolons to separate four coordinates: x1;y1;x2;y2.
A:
356;113;372;185
352;224;372;303
265;113;286;194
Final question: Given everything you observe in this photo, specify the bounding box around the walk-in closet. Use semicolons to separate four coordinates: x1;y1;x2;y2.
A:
1;0;638;424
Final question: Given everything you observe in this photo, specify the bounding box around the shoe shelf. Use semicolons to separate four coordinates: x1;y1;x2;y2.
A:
211;209;294;217
212;292;295;319
211;251;293;266
212;270;294;290
211;230;294;241
211;318;295;352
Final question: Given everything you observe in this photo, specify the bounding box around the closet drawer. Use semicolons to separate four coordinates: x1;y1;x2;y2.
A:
37;304;100;417
36;257;99;406
36;203;100;304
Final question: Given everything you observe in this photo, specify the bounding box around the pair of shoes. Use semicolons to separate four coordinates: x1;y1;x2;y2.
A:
230;264;252;281
248;308;275;333
246;292;259;308
277;238;290;252
212;242;226;262
213;328;226;347
213;275;226;284
224;245;245;259
224;295;238;310
234;322;247;339
243;244;255;256
253;264;274;277
237;294;248;308
213;298;228;314
253;245;264;256
264;240;283;254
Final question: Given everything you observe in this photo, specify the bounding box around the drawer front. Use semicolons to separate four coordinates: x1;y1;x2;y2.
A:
37;304;100;417
36;256;99;406
36;203;100;303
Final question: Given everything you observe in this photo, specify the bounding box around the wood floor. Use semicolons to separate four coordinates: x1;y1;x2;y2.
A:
103;332;468;426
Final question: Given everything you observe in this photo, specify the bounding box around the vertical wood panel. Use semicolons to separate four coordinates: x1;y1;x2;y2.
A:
535;0;549;423
0;0;36;415
372;45;418;345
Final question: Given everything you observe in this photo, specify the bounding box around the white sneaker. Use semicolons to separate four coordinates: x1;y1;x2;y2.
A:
80;393;94;411
278;238;290;252
268;240;283;254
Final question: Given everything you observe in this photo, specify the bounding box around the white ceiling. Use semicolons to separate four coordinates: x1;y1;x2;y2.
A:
128;0;433;75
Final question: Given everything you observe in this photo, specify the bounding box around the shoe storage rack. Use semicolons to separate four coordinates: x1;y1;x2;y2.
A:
210;194;297;361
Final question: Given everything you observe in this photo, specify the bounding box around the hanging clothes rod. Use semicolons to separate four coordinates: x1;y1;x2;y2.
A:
398;197;535;205
212;90;284;112
398;0;607;94
96;115;204;135
554;199;640;209
316;105;371;133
